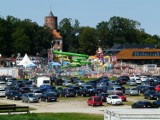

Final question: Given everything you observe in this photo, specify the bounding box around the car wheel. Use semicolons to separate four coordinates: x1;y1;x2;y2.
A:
45;99;48;102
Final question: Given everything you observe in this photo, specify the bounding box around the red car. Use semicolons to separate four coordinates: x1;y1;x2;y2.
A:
116;93;127;101
155;85;160;92
87;96;103;106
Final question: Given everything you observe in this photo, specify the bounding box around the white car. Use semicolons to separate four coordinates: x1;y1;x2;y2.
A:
106;95;123;105
140;76;148;82
0;88;6;96
134;78;141;84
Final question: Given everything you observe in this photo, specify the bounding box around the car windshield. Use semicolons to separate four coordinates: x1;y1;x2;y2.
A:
115;88;122;90
94;97;101;101
131;88;137;90
112;96;119;99
47;93;56;96
28;94;35;97
86;86;93;89
34;90;41;93
43;80;50;84
13;91;21;94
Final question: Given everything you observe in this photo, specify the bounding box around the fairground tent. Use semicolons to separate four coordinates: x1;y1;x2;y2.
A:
17;54;36;68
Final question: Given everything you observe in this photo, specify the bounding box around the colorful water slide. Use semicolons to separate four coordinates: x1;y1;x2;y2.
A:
52;50;88;58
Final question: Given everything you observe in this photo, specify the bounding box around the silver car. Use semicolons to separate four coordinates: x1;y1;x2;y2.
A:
126;79;137;86
125;87;139;96
22;93;39;103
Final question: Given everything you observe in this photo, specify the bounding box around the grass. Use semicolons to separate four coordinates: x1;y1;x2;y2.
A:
0;113;103;120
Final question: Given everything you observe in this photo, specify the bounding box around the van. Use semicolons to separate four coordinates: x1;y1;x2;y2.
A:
37;76;51;87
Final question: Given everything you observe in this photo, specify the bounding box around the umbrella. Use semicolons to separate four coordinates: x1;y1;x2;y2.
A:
49;62;61;66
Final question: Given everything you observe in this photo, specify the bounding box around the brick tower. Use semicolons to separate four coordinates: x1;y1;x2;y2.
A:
44;11;57;30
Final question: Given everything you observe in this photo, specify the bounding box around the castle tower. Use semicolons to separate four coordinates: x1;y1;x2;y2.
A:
44;11;57;30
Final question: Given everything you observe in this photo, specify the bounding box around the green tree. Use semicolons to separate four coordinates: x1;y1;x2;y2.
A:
78;27;97;55
59;18;80;52
96;21;110;48
107;16;141;45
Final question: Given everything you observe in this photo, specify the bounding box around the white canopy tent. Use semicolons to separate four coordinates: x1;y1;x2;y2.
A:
17;54;36;68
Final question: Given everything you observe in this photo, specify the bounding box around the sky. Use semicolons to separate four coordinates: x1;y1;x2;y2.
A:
0;0;160;35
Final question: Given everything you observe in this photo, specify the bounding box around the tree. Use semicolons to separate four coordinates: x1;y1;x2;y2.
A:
59;18;80;52
96;21;110;48
78;27;97;55
107;16;141;45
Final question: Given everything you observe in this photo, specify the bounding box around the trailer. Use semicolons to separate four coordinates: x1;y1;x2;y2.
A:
36;76;51;87
104;108;160;120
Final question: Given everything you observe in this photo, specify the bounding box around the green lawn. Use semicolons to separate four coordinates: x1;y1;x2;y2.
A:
0;113;103;120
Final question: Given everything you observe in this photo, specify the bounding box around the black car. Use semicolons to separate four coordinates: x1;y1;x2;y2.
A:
97;92;109;102
41;92;57;102
142;86;155;93
152;100;160;108
68;86;80;96
19;87;31;93
79;85;96;97
131;100;154;108
144;90;160;100
5;90;22;100
70;77;81;83
60;88;76;97
136;85;146;93
117;76;129;84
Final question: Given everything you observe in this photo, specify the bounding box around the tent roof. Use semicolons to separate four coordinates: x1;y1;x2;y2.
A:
17;54;36;68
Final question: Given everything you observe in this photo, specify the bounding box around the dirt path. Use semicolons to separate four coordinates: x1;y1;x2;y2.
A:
0;96;135;115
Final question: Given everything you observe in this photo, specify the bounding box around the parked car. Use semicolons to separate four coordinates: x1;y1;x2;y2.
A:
131;100;155;108
134;78;141;84
31;89;42;99
136;85;146;93
87;96;103;106
140;76;149;82
126;79;137;86
152;100;160;108
115;92;127;101
106;95;123;105
143;86;155;93
125;87;139;96
70;77;81;83
144;90;160;100
130;74;140;80
22;93;39;103
41;92;57;102
107;87;123;95
155;85;160;92
19;87;31;93
0;88;6;97
116;76;129;84
62;80;72;87
5;90;22;100
75;80;85;87
60;88;76;97
68;86;80;96
79;85;96;97
97;92;109;102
